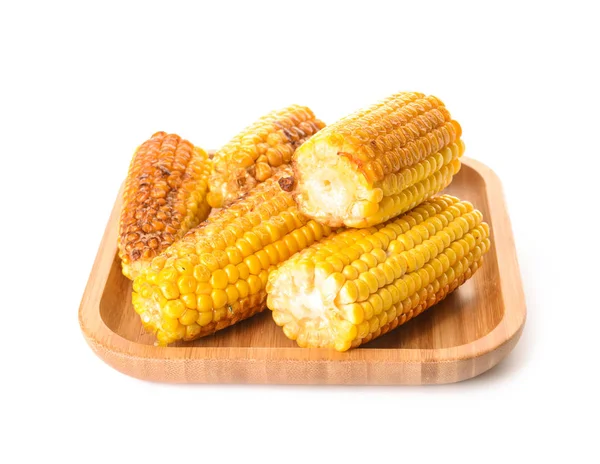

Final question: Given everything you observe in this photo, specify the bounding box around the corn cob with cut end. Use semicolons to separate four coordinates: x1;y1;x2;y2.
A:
118;132;212;279
291;92;464;228
131;167;333;345
266;195;490;352
207;105;325;208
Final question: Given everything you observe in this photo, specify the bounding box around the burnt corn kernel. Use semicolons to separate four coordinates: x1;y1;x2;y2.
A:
118;132;211;279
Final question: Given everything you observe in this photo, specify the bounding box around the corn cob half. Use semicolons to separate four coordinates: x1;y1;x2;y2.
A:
266;195;490;351
207;105;325;208
131;167;333;345
290;92;463;228
118;132;212;279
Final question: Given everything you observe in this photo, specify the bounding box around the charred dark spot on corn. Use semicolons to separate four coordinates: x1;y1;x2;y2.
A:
282;128;294;142
278;176;295;192
272;120;285;130
273;121;295;142
157;165;172;176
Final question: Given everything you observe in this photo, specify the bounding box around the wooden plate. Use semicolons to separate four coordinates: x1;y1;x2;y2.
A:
79;158;526;385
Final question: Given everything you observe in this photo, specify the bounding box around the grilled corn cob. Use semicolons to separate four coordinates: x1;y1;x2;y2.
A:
207;105;325;208
266;195;490;351
118;132;211;279
290;92;463;228
131;167;333;345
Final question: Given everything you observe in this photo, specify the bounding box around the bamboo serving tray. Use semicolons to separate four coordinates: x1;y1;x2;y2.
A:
79;157;526;385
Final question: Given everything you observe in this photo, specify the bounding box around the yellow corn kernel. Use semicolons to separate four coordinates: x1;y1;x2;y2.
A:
197;311;213;327
200;253;219;272
213;250;229;268
359;272;379;294
210;269;229;290
177;275;197;294
264;244;280;265
235;280;250;299
362;301;374;320
197;294;213;312
243;232;262;252
225;246;243;265
163;299;186;319
161;316;180;333
248;275;262;295
158;267;178;283
223;264;240;284
179;309;199;326
185;323;202;340
174;258;194;276
259;270;270;288
283;235;299;256
155;330;173;345
193;264;211;282
181;293;197;309
244;255;263;275
211;289;228;309
274;241;290;261
342;303;365;325
214;307;227;322
338;281;359;304
237;262;250;280
159;282;180;300
255;250;271;270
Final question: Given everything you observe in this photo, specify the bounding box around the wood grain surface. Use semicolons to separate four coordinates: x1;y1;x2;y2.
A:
79;157;526;384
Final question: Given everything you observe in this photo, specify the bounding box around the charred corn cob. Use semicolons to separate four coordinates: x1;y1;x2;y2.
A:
266;195;490;351
290;92;463;228
207;105;325;208
118;132;212;279
132;167;333;345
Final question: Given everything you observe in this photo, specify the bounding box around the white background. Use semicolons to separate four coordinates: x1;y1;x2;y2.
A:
1;1;599;463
